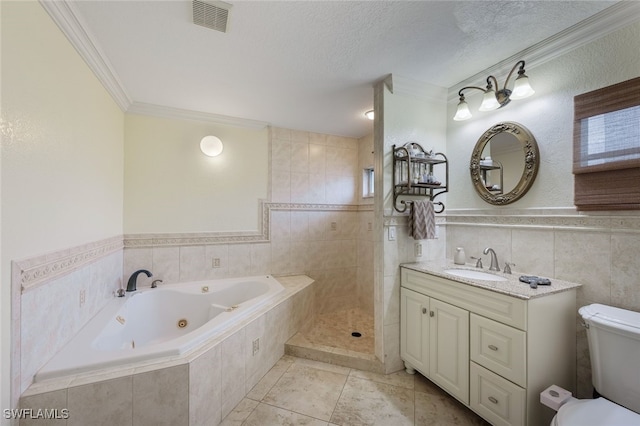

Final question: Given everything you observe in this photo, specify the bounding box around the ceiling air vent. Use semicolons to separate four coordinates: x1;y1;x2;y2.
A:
193;0;231;33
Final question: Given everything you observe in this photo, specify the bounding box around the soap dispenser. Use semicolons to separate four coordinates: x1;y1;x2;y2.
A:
454;247;466;265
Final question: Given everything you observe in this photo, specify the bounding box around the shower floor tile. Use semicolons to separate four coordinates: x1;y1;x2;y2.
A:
296;307;374;354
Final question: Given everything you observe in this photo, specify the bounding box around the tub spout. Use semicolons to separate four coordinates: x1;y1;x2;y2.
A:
127;269;152;292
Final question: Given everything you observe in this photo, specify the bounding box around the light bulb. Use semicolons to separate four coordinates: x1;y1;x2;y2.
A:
510;74;535;100
200;136;224;157
453;99;472;121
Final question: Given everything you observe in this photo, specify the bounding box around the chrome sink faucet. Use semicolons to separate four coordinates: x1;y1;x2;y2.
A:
483;247;500;271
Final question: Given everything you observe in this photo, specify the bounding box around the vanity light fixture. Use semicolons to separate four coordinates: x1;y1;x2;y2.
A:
200;135;224;157
453;60;535;121
364;110;374;120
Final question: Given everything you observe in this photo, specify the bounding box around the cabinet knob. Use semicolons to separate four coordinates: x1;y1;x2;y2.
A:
488;396;499;404
430;311;435;317
488;344;499;351
422;307;427;314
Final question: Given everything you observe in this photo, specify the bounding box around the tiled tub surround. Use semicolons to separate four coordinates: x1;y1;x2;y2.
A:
35;275;286;382
20;275;315;426
445;208;640;399
14;237;124;401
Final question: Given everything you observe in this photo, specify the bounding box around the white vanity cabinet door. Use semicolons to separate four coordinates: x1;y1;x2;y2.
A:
400;287;430;373
429;298;469;404
401;288;470;404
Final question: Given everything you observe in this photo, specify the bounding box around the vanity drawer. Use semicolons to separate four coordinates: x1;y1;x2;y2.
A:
470;314;526;387
470;362;525;426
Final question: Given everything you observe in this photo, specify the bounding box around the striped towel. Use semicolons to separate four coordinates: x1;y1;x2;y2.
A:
409;200;436;240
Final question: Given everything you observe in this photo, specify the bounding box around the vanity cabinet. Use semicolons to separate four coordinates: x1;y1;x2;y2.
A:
401;288;469;403
400;267;577;426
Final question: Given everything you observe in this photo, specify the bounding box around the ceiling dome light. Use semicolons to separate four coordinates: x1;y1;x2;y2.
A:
200;135;224;157
364;110;374;120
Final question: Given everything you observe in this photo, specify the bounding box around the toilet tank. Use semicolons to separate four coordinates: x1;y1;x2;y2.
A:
579;304;640;414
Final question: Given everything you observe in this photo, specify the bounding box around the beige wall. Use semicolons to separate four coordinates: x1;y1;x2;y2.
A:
124;114;268;233
1;1;124;413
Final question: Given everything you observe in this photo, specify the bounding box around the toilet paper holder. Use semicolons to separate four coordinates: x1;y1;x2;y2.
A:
540;385;574;411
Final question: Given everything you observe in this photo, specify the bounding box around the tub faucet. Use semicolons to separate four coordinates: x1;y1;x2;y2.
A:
483;247;500;272
127;269;152;292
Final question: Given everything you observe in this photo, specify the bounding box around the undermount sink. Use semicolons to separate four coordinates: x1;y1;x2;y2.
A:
443;268;508;282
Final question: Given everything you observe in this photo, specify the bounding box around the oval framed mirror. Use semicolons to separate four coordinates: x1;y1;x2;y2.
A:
469;122;539;205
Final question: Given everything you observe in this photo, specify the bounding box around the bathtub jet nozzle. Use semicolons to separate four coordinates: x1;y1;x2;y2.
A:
127;269;153;292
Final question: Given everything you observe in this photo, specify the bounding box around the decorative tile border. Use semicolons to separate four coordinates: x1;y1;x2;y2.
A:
16;236;123;294
444;208;640;233
123;202;367;248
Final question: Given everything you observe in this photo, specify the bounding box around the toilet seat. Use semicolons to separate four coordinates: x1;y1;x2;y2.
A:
553;398;640;425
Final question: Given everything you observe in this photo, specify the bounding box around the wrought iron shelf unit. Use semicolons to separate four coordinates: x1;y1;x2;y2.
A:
393;142;448;213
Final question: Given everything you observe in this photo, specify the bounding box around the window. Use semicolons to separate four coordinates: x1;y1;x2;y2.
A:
573;76;640;210
363;167;374;198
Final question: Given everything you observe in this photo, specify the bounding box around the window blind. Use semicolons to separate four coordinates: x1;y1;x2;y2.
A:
573;76;640;210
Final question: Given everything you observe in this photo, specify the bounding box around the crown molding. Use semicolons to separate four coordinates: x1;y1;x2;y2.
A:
127;102;269;130
386;74;448;102
39;0;132;111
448;1;640;102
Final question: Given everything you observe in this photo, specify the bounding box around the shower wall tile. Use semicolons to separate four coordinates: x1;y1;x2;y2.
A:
309;144;326;175
290;211;310;241
271;139;291;172
270;211;291;241
291;143;309;173
271;240;292;275
271;171;291;203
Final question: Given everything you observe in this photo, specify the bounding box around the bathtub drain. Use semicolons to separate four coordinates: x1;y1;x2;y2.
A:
177;319;188;328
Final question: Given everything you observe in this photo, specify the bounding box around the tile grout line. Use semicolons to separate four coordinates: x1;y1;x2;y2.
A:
325;367;356;425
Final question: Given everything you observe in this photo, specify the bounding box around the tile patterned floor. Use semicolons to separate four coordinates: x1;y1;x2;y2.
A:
222;355;490;426
297;308;375;354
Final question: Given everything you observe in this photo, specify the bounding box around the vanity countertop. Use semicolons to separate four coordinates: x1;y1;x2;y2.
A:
401;260;581;300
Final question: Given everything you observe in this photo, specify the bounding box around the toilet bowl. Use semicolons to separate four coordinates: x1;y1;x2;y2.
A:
551;397;640;425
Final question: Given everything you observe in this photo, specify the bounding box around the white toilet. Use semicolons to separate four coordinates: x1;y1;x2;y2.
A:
551;303;640;425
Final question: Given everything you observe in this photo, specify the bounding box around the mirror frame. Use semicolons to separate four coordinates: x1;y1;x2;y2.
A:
470;122;539;205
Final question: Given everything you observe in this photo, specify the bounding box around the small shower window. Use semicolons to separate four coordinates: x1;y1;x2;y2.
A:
363;167;374;198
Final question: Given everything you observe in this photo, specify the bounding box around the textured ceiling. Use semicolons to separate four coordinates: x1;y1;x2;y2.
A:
73;1;617;137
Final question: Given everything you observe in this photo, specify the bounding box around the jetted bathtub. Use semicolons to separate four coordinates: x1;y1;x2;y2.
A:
35;275;285;381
